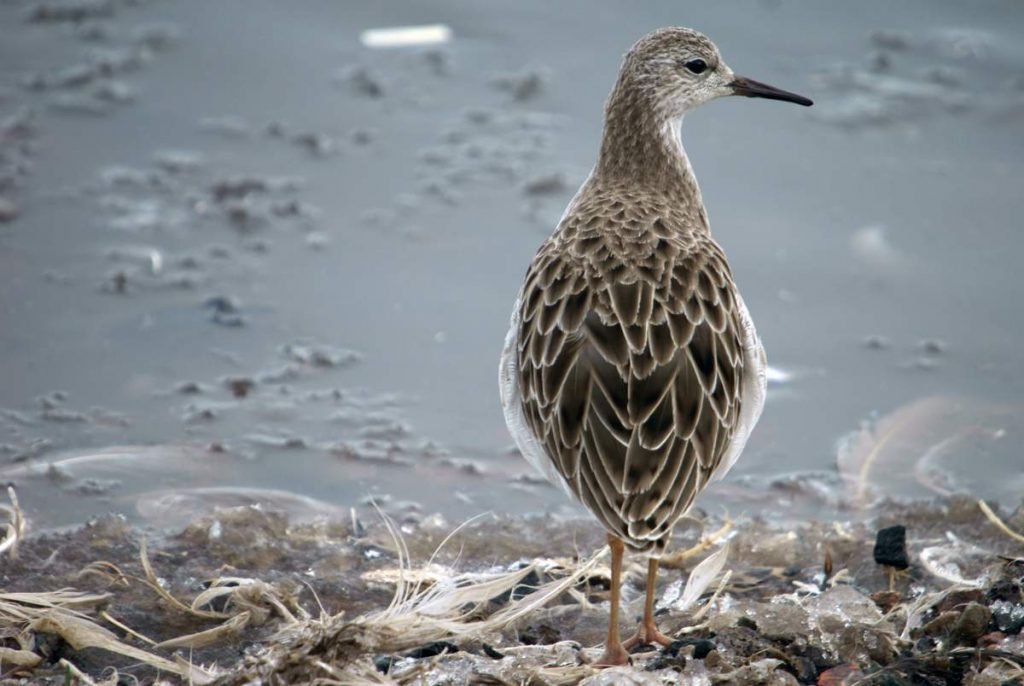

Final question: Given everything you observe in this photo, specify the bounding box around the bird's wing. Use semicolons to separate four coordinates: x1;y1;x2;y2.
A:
516;222;745;550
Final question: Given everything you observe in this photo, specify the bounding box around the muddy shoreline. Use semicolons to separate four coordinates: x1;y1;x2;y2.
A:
3;0;1024;527
1;495;1022;684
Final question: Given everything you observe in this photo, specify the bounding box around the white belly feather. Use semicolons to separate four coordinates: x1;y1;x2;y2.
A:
499;297;576;498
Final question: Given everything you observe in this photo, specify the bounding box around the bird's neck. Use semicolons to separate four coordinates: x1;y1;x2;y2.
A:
593;84;708;230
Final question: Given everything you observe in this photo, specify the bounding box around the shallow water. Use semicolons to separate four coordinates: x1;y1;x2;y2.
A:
1;0;1023;529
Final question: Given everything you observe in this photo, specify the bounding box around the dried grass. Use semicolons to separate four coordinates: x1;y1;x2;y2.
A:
214;511;610;684
0;486;25;558
0;502;620;684
0;587;206;682
979;499;1024;545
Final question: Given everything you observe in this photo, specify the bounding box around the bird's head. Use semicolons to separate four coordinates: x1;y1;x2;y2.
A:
619;27;813;117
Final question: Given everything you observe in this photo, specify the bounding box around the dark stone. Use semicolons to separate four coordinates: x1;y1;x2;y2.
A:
404;641;459;660
992;602;1024;634
873;525;909;570
509;568;541;602
198;579;239;613
225;377;255;398
665;637;716;660
692;639;716;660
736;616;759;631
487;565;541;607
373;655;396;673
800;644;834;673
785;655;818;683
986;579;1022;605
203;295;239;313
645;651;686;672
32;632;69;665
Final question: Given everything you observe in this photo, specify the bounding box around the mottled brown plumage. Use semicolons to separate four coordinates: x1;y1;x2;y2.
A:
498;26;811;665
516;193;745;553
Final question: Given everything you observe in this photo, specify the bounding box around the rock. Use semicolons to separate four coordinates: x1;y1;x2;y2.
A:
340;65;384;98
811;586;884;641
404;640;458;659
936;589;985;614
862;335;890;350
665;637;715;660
870;590;902;613
373;655;396;673
917;338;946;354
950;603;992;645
491;68;546;101
922;611;959;637
743;602;810;638
222;377;255;399
837;625;897;665
991;600;1024;634
581;667;667;685
817;664;866;686
0;197;18;222
522;172;569;196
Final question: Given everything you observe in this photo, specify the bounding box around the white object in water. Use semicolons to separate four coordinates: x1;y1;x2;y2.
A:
360;24;452;49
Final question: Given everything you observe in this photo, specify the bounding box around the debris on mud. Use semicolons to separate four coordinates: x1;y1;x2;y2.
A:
1;492;1022;684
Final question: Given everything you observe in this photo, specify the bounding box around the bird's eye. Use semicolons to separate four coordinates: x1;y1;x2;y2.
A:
684;59;708;74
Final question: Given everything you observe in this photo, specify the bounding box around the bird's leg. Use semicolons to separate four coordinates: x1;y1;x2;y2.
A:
594;535;629;667
622;557;673;650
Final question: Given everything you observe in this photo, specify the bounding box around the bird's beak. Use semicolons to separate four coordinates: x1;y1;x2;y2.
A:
729;76;813;106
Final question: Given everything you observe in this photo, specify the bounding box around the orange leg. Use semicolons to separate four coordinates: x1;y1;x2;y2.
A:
594;535;629;667
622;557;672;650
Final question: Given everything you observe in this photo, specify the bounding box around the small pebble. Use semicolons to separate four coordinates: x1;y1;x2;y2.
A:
203;295;240;314
870;590;902;613
403;641;458;660
176;381;203;395
991;600;1024;634
341;66;384;98
223;377;255;399
350;129;374;145
0;197;19;222
373;655;396;674
491;68;546;101
862;335;890;350
949;603;992;645
522;172;569;196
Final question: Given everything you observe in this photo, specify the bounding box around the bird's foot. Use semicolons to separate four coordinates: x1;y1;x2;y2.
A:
622;621;673;651
592;642;630;667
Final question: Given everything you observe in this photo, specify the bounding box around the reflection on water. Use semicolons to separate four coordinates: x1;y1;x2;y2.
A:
836;395;1024;508
1;1;1023;529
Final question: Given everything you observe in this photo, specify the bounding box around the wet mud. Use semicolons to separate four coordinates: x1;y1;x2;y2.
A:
1;496;1023;684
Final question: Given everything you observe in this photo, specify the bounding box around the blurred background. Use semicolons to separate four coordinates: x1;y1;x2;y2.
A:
1;0;1023;530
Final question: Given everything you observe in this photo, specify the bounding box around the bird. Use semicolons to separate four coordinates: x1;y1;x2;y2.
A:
498;27;812;666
